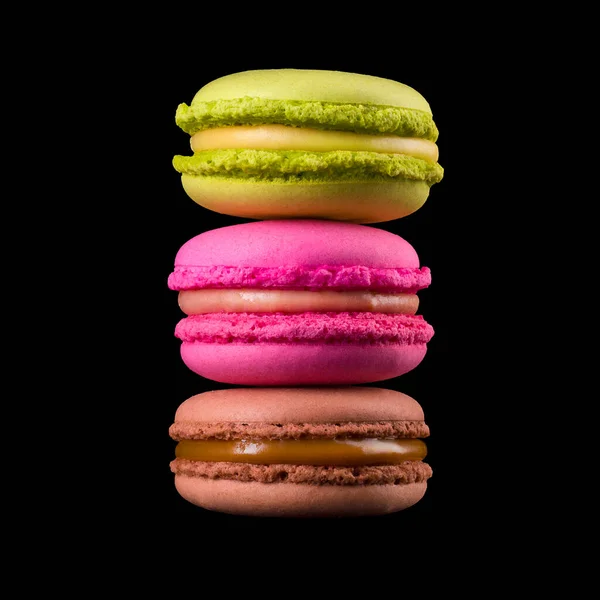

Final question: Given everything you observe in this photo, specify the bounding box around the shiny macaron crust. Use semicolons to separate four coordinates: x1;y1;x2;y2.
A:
170;387;432;518
168;220;433;385
173;69;443;223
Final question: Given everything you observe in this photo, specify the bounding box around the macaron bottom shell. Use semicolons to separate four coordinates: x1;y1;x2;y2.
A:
181;175;430;224
174;476;427;517
180;342;427;385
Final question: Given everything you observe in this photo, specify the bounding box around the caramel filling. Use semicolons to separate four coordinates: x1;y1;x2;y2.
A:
178;289;419;315
191;125;439;163
175;438;427;466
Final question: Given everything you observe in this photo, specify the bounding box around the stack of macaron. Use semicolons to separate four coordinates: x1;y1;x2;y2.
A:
168;69;442;517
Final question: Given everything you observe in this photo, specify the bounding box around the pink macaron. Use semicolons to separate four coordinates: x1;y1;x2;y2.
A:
168;220;433;385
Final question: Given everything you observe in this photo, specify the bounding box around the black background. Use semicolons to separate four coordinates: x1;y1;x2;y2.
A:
113;44;485;547
13;10;548;575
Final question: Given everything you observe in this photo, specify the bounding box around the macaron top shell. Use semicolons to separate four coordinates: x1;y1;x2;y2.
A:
176;69;438;140
173;220;420;269
168;220;430;293
190;69;432;114
173;387;425;424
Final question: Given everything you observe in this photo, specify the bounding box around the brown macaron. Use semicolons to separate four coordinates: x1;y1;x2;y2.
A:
169;387;432;517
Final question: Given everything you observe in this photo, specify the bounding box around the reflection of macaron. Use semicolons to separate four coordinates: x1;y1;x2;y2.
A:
170;387;432;517
168;220;433;386
173;69;443;223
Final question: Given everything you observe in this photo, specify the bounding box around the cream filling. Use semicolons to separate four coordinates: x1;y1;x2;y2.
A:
175;438;427;466
191;125;439;163
178;289;419;315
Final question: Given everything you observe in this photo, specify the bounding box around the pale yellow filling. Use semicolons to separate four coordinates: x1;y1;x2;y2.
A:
191;125;439;163
178;289;419;315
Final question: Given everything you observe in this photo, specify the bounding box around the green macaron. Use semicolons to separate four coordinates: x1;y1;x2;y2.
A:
173;69;444;223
